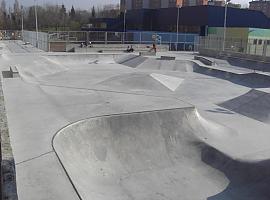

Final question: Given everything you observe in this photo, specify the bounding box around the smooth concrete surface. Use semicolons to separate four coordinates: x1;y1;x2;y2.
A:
1;40;270;200
53;108;229;200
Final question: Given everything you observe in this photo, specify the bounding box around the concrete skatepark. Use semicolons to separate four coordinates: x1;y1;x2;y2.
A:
1;40;270;200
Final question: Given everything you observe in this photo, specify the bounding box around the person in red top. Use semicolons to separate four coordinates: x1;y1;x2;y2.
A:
153;43;156;53
149;43;157;53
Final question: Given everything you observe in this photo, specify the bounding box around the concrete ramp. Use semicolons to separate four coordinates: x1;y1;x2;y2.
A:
16;56;68;82
52;107;270;200
114;54;148;68
219;89;270;123
97;73;172;92
136;58;199;72
45;54;117;65
150;73;184;91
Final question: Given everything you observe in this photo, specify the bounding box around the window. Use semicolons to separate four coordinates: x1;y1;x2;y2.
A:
253;39;257;45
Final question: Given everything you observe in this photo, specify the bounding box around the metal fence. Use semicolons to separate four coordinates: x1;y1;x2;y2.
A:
48;31;199;52
0;30;21;40
199;35;270;58
22;31;48;51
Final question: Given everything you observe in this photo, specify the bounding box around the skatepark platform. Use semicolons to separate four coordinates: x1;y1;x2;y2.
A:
1;40;270;200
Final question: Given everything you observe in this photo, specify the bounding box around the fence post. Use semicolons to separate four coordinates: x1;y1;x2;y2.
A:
265;41;270;57
263;40;267;57
48;33;50;52
105;32;107;45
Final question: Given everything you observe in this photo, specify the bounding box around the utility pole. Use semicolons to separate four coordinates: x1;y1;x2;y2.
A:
176;5;180;51
123;9;126;44
222;0;230;51
34;0;39;48
21;6;24;40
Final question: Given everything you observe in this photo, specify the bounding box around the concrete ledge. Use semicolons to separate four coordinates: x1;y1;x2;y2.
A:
194;55;213;66
9;67;19;78
160;56;175;60
0;76;18;200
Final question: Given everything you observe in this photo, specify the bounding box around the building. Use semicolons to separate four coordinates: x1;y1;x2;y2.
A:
125;6;270;35
83;6;270;36
228;2;241;8
183;0;208;7
249;0;270;17
208;0;225;6
208;1;240;7
120;0;207;10
206;27;270;55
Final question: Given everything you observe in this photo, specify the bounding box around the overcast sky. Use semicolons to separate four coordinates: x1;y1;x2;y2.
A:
7;0;250;10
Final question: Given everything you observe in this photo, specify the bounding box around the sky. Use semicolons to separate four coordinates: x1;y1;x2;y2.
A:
7;0;250;10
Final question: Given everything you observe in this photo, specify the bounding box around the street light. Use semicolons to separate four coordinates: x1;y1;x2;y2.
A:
123;9;126;44
21;6;24;40
34;0;39;48
222;0;230;51
176;4;181;51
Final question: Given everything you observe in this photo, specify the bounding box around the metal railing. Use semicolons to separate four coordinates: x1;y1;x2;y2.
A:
47;31;199;52
18;30;199;52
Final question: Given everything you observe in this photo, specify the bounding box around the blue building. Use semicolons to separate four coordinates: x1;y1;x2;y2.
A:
125;6;270;35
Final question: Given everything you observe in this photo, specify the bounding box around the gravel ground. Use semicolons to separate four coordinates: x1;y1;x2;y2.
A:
0;75;17;200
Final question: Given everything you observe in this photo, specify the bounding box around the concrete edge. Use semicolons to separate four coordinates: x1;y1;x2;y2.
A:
0;75;18;200
194;55;213;66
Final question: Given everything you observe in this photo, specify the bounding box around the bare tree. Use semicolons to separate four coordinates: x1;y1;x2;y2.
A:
91;6;96;18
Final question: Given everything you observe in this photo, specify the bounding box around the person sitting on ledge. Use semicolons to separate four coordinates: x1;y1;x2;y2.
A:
126;45;134;53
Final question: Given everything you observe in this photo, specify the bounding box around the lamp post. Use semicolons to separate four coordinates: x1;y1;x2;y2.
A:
222;0;230;51
176;4;180;51
34;0;39;48
123;9;126;44
21;6;24;40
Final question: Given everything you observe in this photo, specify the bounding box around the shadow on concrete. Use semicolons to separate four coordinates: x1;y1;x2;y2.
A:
194;66;270;88
2;71;13;79
205;108;234;115
226;58;270;72
202;146;270;200
218;89;270;123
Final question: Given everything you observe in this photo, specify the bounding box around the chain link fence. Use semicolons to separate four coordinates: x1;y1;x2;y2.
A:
22;31;48;52
47;31;199;52
198;35;270;58
3;30;199;52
